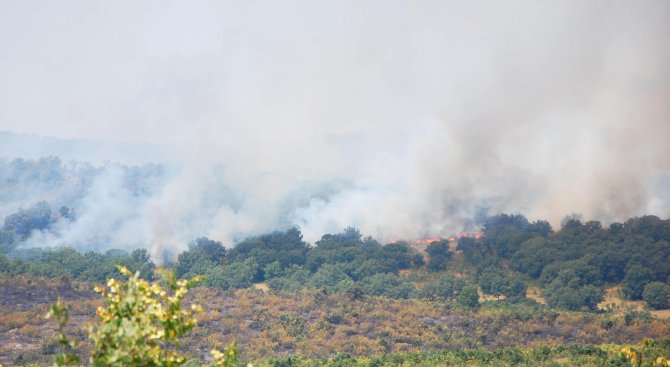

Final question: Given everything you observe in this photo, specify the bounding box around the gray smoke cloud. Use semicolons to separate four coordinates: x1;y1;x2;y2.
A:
1;1;669;260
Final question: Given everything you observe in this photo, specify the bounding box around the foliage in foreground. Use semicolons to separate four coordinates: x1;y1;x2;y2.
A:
42;266;241;367
252;342;670;367
4;272;670;365
620;339;670;367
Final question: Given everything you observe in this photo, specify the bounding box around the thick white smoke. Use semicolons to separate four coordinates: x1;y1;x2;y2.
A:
1;1;669;260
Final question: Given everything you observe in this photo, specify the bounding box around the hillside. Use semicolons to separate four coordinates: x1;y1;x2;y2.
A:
2;274;670;366
2;213;670;365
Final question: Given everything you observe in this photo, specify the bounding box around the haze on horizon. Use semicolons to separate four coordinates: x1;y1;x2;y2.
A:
1;1;669;259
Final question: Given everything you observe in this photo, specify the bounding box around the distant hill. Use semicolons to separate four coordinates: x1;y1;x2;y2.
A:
0;131;171;165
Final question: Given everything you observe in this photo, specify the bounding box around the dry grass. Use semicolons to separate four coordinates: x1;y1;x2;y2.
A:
597;286;644;313
596;286;670;319
3;275;670;365
651;309;670;319
253;283;270;292
526;286;546;304
478;287;504;302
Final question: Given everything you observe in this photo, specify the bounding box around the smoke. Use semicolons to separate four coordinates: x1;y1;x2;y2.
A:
1;1;669;259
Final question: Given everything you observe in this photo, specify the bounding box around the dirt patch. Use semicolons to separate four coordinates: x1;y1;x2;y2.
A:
526;286;546;304
597;286;644;313
478;288;505;302
650;309;670;319
596;286;670;318
253;283;269;292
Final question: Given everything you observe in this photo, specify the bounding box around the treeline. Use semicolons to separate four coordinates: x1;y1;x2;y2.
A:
172;215;670;310
0;247;155;282
0;156;164;253
178;228;484;309
176;228;457;301
254;342;670;367
2;214;670;312
460;214;670;310
0;201;76;253
0;226;478;306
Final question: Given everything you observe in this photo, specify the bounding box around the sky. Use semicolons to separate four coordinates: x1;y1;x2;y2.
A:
0;1;669;256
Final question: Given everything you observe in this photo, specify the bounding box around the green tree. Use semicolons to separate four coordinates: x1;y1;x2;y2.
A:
263;261;283;280
266;265;312;291
542;269;604;311
417;274;465;301
307;263;353;291
360;273;415;299
511;237;559;278
642;282;670;310
623;265;655;300
426;240;451;271
457;285;480;310
3;201;52;237
0;254;9;272
176;237;226;278
381;241;420;271
229;227;308;271
205;259;257;290
478;267;527;301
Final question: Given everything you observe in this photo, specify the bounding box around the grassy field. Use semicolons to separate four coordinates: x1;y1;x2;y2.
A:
251;342;670;367
2;275;670;366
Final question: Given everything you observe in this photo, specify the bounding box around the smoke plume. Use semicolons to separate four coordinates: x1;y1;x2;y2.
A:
0;1;669;259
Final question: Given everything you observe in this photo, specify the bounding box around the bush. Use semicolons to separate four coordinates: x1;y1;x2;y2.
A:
542;269;604;311
205;259;257;290
88;266;204;366
642;282;670;309
426;240;451;271
44;265;238;367
416;274;465;300
477;267;527;301
457;285;480;310
622;265;654;300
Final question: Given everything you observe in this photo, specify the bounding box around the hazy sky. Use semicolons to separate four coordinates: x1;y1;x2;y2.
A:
1;1;669;253
1;1;666;145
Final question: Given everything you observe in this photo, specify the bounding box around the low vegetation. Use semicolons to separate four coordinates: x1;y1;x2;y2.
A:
2;273;670;366
3;214;670;313
1;266;239;367
3;198;670;366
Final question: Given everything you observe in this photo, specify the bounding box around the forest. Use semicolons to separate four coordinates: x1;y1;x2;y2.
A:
1;158;670;366
2;209;670;312
3;0;670;364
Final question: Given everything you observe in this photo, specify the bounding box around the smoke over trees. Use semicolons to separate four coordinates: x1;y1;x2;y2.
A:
0;2;669;259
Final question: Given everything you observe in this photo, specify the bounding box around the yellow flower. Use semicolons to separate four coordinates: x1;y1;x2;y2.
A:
191;303;203;312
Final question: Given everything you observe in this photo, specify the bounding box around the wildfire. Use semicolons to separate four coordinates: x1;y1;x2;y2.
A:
414;236;442;244
414;232;483;244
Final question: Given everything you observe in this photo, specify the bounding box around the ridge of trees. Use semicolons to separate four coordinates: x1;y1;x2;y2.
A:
2;213;670;312
459;214;670;311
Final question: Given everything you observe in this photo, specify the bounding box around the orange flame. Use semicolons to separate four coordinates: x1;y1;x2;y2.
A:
414;236;442;244
414;232;484;244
